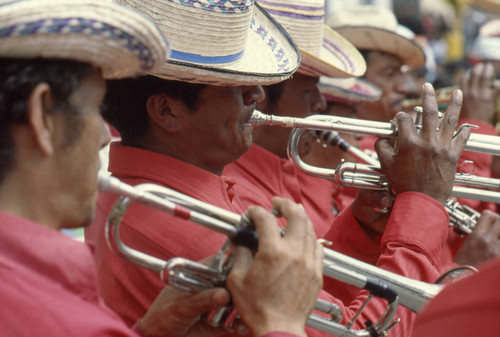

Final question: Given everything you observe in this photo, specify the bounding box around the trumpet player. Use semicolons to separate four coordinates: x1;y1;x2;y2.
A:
226;2;470;336
327;6;500;270
84;1;353;337
0;1;232;335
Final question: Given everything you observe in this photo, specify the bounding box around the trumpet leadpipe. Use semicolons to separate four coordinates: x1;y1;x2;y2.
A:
252;110;500;156
322;248;442;313
98;172;259;251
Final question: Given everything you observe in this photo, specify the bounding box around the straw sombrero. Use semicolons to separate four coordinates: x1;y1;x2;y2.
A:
326;6;426;67
468;19;500;62
318;77;381;104
115;0;301;86
0;0;169;79
257;0;366;79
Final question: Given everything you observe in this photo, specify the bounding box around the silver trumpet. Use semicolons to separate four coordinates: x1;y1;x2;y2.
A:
250;110;500;157
283;114;500;203
99;172;403;337
315;129;481;235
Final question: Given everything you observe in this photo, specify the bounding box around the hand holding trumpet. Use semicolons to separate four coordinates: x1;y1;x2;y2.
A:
376;83;470;205
228;198;324;337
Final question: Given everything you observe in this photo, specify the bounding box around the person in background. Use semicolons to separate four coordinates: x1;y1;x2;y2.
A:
84;1;336;337
327;5;500;269
225;0;366;237
302;76;382;213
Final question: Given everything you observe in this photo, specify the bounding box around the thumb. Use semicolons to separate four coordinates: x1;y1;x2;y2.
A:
182;288;231;316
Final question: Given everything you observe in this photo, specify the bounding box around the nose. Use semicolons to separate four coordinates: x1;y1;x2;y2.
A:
100;117;112;149
311;85;327;114
242;85;265;105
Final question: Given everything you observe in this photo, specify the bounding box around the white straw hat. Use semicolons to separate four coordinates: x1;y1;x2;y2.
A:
468;19;500;62
257;0;366;79
0;0;169;79
115;0;301;86
326;6;426;67
318;77;381;104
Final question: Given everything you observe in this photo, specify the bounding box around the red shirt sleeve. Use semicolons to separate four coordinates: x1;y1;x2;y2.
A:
317;192;450;336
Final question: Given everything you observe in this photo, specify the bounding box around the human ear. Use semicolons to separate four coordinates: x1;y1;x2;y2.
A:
146;94;184;133
26;83;56;156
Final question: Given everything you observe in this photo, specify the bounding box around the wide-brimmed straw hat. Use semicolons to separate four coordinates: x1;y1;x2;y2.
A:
0;0;169;79
468;19;500;62
326;6;425;67
318;76;381;104
115;0;301;86
257;0;366;79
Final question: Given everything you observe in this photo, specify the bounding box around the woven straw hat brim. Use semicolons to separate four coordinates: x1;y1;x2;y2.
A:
319;76;381;104
469;36;500;61
151;3;301;86
335;26;426;67
0;0;169;79
298;25;366;78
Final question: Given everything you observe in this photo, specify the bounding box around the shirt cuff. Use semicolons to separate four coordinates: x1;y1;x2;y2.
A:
382;191;449;267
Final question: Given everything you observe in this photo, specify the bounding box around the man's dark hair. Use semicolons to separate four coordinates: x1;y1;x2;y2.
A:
103;76;207;147
0;58;93;183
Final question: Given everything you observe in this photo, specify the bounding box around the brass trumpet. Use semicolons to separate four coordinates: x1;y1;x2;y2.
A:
315;129;480;235
286;120;500;203
98;173;451;309
249;111;500;203
250;110;500;156
99;172;401;337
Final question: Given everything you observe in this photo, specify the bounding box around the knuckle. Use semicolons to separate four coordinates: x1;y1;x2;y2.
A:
445;114;459;128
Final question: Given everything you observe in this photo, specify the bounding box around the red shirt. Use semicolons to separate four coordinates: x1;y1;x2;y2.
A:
321;192;451;337
87;143;444;337
0;211;142;337
86;144;350;337
86;143;248;326
410;257;500;337
224;144;337;237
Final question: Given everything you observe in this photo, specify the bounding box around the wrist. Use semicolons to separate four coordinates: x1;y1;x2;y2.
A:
251;318;307;337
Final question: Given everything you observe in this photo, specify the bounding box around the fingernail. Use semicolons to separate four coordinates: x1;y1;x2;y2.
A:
424;82;434;94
